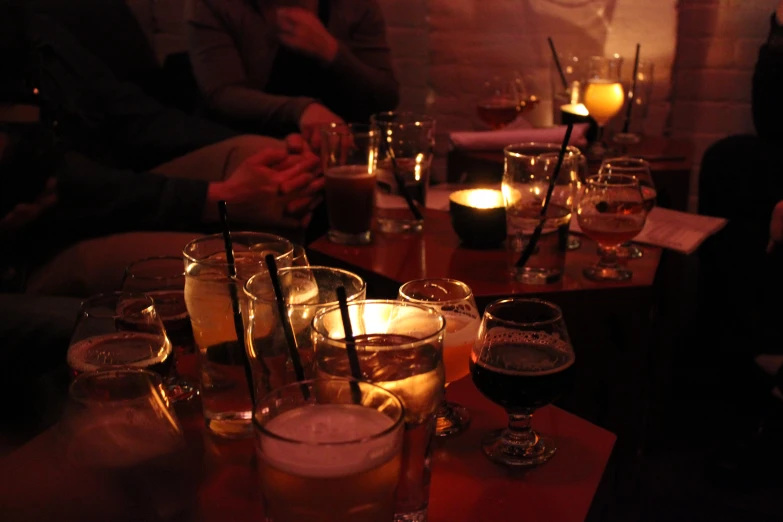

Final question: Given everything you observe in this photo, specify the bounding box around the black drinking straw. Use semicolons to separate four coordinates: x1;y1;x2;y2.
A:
264;254;306;384
622;43;642;134
387;143;424;222
548;37;568;91
218;201;256;406
336;286;363;404
515;123;574;268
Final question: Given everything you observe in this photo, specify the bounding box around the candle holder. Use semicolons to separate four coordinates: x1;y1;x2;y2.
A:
449;189;506;249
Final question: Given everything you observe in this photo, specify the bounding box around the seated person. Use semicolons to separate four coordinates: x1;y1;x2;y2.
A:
186;0;399;147
696;0;783;486
0;3;323;297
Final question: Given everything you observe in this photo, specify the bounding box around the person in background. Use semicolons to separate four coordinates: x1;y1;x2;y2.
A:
0;2;323;297
187;0;399;150
696;0;783;487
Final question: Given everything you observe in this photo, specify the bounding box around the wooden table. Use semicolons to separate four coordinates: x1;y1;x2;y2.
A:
0;378;615;522
308;208;661;308
446;136;693;211
309;209;661;487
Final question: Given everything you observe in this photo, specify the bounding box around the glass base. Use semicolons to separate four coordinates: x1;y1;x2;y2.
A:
597;242;643;259
378;218;424;234
204;411;253;439
481;428;557;467
612;132;641;145
166;378;198;403
583;264;633;282
567;234;581;251
394;508;428;522
328;229;372;245
435;401;471;438
511;266;563;285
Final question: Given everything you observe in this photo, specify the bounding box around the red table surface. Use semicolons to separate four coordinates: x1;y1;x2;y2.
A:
0;378;614;522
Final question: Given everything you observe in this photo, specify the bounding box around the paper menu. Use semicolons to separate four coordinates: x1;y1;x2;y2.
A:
570;207;727;255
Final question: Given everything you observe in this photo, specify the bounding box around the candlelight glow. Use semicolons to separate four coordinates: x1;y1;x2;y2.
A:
561;103;590;117
450;189;504;209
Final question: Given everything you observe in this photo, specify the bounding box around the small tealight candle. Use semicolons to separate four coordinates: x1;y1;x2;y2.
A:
449;189;506;249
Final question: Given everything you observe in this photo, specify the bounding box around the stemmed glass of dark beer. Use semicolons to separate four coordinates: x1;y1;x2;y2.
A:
470;298;575;467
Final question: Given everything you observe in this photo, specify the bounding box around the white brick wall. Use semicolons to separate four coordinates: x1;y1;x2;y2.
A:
671;0;771;209
380;0;771;198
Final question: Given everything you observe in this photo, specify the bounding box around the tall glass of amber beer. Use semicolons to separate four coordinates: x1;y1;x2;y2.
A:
254;378;405;522
312;300;446;522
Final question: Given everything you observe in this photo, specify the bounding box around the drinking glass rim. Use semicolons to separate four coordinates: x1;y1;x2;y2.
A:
69;368;164;404
253;378;405;446
321;122;377;137
370;111;436;128
584;173;641;188
398;278;474;306
503;142;581;160
311;298;446;348
243;265;367;307
483;298;564;328
599;156;651;170
78;291;156;319
182;231;294;267
124;255;186;281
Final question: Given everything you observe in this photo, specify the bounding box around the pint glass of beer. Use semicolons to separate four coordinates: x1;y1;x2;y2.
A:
244;266;366;396
471;298;576;467
312;300;445;521
322;123;379;245
183;232;293;438
255;379;405;522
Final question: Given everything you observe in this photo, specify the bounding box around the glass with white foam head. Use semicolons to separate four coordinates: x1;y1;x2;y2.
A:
471;299;576;467
398;278;479;438
182;232;294;439
312;299;445;522
243;266;366;397
254;378;405;522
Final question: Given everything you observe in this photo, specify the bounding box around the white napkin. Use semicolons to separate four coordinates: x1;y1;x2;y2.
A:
448;123;589;151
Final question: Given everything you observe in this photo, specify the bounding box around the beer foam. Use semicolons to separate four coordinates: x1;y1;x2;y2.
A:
473;328;574;376
67;333;170;373
259;404;401;478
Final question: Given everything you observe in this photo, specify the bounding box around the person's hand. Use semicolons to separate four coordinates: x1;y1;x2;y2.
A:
276;7;338;63
203;148;323;230
769;200;783;252
299;103;343;153
0;177;57;240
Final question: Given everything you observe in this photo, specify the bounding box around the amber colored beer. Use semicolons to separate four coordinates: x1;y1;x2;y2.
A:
315;333;444;517
258;404;403;522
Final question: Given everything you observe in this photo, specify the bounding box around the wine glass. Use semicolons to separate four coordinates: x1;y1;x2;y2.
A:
596;157;655;259
67;292;177;394
582;56;625;160
398;278;480;437
122;257;197;401
471;298;575;467
577;173;648;282
61;369;196;521
477;74;529;129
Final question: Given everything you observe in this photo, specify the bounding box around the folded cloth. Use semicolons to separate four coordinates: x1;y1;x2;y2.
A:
448;123;589;151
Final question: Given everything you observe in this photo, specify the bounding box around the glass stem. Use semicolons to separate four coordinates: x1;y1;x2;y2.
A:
598;244;620;268
503;409;538;447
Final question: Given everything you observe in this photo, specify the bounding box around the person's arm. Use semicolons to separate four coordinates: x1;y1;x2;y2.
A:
752;8;783;141
31;13;240;172
186;0;316;135
319;1;400;121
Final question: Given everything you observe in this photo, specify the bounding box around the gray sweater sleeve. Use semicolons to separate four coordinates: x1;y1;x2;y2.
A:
186;0;315;134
